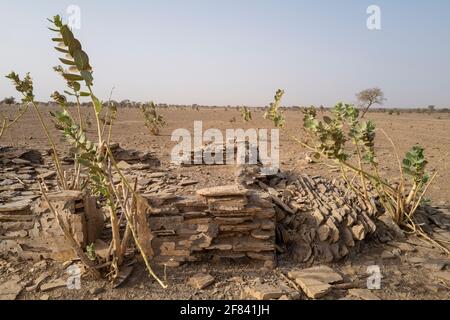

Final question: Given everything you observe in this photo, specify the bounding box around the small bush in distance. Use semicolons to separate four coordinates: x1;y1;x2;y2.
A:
140;102;166;135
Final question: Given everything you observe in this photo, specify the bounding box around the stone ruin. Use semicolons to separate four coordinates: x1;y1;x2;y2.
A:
254;171;377;263
1;169;378;268
1;190;103;262
180;139;262;166
1;146;380;268
145;185;276;267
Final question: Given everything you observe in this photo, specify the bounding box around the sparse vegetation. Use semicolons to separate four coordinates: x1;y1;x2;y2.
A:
6;15;167;287
240;106;252;122
264;89;285;128
265;91;446;253
356;87;386;119
141;102;166;135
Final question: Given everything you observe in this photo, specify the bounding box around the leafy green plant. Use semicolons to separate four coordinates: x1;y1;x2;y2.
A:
266;91;444;252
240;106;252;122
264;89;285;128
6;72;68;189
86;243;97;261
140;102;166;135
7;14;167;287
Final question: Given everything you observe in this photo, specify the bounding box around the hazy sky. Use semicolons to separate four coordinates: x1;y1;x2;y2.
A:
1;0;449;108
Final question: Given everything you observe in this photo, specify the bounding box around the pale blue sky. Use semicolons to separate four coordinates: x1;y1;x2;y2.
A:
0;0;449;108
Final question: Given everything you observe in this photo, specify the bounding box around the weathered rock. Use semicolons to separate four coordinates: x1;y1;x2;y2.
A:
0;200;31;214
197;185;249;197
348;289;381;300
0;278;23;300
293;277;331;299
188;273;215;290
26;272;52;292
40;279;66;292
288;266;343;284
93;239;110;260
244;283;286;300
116;160;132;170
287;266;343;299
351;224;366;241
37;171;56;180
145;185;275;266
433;271;450;283
179;180;199;187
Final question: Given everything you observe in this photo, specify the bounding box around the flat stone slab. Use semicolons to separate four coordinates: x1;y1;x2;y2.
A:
37;171;57;180
0;278;23;300
197;185;249;197
288;265;343;284
0;200;31;213
40;279;66;292
288;265;343;299
46;190;84;201
244;283;286;300
294;277;331;299
188;273;215;290
348;289;381;300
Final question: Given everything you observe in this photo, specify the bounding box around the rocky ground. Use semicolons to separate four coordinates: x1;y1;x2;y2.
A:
0;105;449;300
1;234;449;300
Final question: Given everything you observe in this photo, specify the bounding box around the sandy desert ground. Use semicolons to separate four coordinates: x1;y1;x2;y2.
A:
1;105;449;300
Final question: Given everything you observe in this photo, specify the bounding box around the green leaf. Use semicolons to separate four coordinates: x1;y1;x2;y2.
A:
92;95;102;114
79;91;90;97
77;157;92;168
73;49;90;71
80;70;93;86
72;81;81;92
402;158;411;167
54;47;69;54
60;25;75;47
63;73;84;81
68;39;82;56
59;58;76;66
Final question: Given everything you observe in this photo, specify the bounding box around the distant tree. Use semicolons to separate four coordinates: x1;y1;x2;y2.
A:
140;102;166;135
319;105;325;113
356;88;386;119
427;105;435;114
2;96;15;106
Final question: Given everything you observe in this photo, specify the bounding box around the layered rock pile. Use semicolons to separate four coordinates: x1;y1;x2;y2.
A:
255;171;378;263
61;143;160;167
180;139;261;166
144;185;276;267
0;191;103;262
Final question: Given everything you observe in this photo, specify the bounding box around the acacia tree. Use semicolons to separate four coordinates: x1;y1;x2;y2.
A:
356;88;386;119
2;97;16;106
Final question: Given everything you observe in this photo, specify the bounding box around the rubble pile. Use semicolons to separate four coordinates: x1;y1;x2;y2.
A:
144;185;276;267
61;143;161;167
109;143;160;166
0;190;103;262
0;148;47;203
255;171;378;263
180;139;262;166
